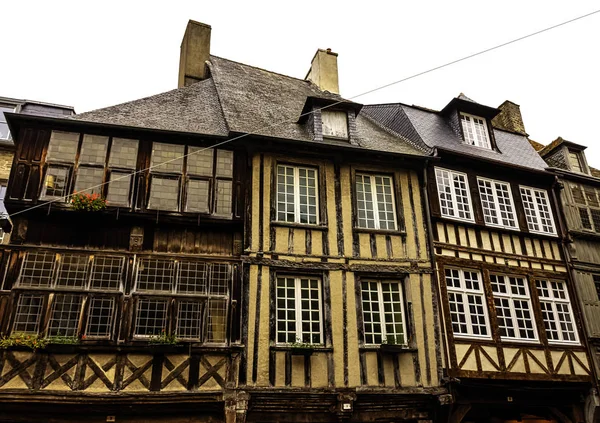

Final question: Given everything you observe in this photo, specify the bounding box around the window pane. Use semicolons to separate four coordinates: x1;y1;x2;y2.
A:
90;256;125;290
176;300;203;340
187;147;214;177
374;176;396;230
356;174;376;229
43;166;70;199
520;187;540;232
215;180;233;216
0;106;13;140
298;168;318;224
186;179;210;213
322;111;348;139
134;298;168;336
209;263;230;295
13;294;44;334
215;150;234;178
47;131;79;162
148;176;180;211
276;165;295;222
106;171;132;207
136;258;175;292
109;138;139;169
48;294;84;337
478;179;498;225
491;274;536;341
536;279;578;343
19;251;56;287
299;277;321;344
206;299;227;343
178;261;208;294
150;142;184;173
569;151;583;172
74;166;104;195
276;277;297;343
445;268;488;337
80;135;108;165
56;254;89;288
86;297;116;338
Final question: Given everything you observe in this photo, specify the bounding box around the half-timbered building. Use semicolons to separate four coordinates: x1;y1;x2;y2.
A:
364;97;594;423
0;20;446;423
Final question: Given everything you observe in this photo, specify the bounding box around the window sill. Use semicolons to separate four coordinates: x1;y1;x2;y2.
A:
270;221;328;231
360;345;416;354
270;345;332;355
354;227;406;236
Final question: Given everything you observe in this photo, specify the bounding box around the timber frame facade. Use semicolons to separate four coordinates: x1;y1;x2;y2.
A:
0;20;446;423
364;96;595;422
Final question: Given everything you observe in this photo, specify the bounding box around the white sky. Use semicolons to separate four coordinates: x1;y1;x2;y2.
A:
3;1;599;164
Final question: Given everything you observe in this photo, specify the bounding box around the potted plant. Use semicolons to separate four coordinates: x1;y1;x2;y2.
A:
289;337;319;356
71;192;107;212
0;333;48;351
379;334;406;353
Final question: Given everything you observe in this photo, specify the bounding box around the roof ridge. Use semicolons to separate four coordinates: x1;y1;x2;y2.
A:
205;62;230;133
210;54;311;84
361;107;431;154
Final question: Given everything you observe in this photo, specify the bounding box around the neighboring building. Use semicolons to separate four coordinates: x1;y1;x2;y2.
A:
531;135;600;421
364;96;594;422
0;21;445;423
0;97;74;243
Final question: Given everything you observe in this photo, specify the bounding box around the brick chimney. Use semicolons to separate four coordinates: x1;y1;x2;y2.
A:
305;48;339;94
178;20;212;88
492;100;527;135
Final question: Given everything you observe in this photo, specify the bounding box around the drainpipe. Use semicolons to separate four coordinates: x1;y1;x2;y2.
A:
550;175;600;415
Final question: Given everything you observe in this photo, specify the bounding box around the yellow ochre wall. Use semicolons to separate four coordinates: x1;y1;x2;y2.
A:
245;153;439;389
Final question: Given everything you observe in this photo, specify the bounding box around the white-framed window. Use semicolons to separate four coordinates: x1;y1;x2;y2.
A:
444;268;490;339
435;167;474;222
477;177;518;229
490;274;537;341
322;110;348;140
276;165;318;224
0;105;14;140
519;186;556;235
535;280;578;344
355;173;397;230
275;275;323;344
460;112;491;149
361;280;406;345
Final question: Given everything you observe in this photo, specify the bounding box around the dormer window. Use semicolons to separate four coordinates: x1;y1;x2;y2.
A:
568;150;585;173
322;110;348;140
460;112;491;149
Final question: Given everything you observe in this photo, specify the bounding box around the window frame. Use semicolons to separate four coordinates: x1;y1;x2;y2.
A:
444;268;492;340
359;279;408;346
321;110;349;140
434;167;475;223
354;172;398;231
476;177;519;230
568;149;586;174
459;112;492;149
490;273;538;343
519;185;557;236
274;275;324;345
0;105;15;140
570;182;600;233
535;279;579;345
275;163;320;225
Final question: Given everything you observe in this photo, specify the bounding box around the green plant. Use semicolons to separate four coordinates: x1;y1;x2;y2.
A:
381;334;404;346
290;337;318;349
148;330;179;345
0;333;48;350
46;335;80;345
71;192;107;212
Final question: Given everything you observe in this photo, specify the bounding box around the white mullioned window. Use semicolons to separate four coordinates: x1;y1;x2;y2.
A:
361;280;406;345
477;177;518;229
276;165;319;225
460;112;491;149
490;274;537;341
435;167;474;222
535;280;578;344
519;186;556;235
444;268;490;338
275;276;323;344
355;173;397;230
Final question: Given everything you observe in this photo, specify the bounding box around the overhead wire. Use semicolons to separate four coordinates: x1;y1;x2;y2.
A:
6;8;600;219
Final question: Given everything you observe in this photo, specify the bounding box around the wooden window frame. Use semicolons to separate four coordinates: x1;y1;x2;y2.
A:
476;177;518;230
275;164;320;225
519;185;557;236
434;167;475;223
535;279;579;345
444;267;492;340
570;182;600;233
354;172;398;230
321;110;349;141
359;279;407;346
459;112;491;149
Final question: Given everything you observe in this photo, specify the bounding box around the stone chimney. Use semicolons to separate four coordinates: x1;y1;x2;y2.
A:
305;48;339;94
178;20;212;88
492;100;527;135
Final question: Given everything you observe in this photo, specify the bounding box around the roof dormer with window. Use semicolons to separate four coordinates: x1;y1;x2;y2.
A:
298;96;361;144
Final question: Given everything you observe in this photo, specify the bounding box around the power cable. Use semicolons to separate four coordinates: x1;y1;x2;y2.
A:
7;8;600;218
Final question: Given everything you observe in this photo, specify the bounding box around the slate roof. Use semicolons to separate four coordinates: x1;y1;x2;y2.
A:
362;103;549;171
69;55;423;157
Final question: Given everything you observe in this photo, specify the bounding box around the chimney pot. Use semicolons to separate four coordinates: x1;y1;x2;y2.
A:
178;20;212;88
